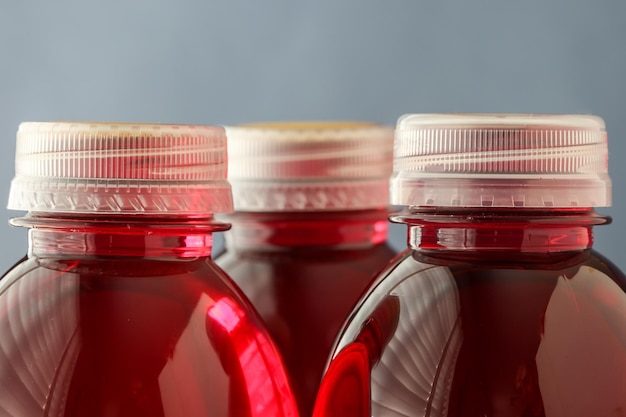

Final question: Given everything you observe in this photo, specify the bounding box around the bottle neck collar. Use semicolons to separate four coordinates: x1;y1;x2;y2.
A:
391;208;608;253
223;209;389;250
13;214;229;258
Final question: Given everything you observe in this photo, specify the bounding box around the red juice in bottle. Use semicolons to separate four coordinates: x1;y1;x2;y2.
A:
0;122;298;417
313;114;626;417
215;122;397;416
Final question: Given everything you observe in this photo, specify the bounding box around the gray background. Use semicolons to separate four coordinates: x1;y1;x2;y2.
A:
1;0;625;272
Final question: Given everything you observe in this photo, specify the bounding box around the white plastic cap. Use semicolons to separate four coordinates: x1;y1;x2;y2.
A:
8;122;233;215
225;122;394;211
392;114;611;208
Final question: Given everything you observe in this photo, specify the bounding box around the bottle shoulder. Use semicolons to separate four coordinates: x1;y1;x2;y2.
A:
215;243;398;277
217;242;397;261
335;248;626;352
0;255;238;299
367;248;626;290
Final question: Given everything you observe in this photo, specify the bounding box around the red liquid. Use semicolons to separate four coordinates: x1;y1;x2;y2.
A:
313;209;626;417
0;217;298;417
215;210;397;417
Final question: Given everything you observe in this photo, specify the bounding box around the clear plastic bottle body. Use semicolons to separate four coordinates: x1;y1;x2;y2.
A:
313;208;626;417
0;216;298;417
216;209;397;417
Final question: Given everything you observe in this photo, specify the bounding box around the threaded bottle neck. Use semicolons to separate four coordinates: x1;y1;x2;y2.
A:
223;209;389;250
12;215;229;258
391;208;607;253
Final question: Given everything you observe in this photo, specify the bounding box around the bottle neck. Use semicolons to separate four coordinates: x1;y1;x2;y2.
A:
13;214;230;258
223;209;389;250
392;208;608;253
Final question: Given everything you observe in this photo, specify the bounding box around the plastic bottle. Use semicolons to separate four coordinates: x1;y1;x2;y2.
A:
313;114;626;417
215;122;397;416
0;122;298;417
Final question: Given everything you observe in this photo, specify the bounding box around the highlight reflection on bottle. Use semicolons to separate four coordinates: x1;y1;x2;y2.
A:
314;265;461;417
537;268;626;417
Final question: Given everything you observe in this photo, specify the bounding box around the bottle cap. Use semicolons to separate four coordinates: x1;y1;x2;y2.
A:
225;122;394;211
8;122;233;215
392;114;611;208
